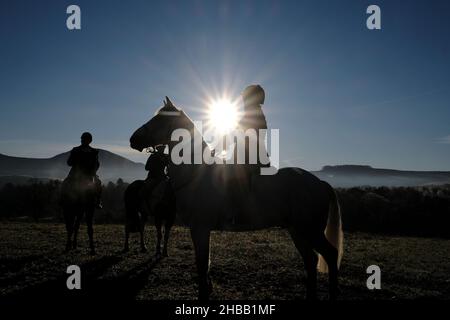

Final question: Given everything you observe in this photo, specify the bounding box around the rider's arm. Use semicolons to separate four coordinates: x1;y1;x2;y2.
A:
67;148;76;167
255;109;268;130
94;150;100;171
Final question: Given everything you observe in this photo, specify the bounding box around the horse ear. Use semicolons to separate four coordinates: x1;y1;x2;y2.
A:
165;96;173;106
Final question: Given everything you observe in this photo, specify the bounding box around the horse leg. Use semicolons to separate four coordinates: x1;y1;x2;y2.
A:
314;234;339;300
72;212;81;250
123;224;130;252
64;210;74;252
140;221;147;253
162;221;171;257
162;206;176;257
86;208;95;255
190;227;212;301
289;228;318;300
155;217;162;256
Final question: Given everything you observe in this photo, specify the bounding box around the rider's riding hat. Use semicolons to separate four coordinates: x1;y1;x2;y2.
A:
242;85;265;105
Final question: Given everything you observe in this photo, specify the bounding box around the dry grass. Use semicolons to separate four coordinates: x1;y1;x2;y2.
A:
0;222;449;300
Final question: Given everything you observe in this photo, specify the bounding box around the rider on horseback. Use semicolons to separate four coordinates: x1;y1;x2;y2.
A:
145;145;168;180
239;84;271;182
141;144;169;215
66;132;103;209
225;85;271;227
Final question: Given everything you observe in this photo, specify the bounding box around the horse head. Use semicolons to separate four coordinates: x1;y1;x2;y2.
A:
130;97;184;152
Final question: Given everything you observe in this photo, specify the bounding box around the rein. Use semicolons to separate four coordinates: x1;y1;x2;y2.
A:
152;108;210;193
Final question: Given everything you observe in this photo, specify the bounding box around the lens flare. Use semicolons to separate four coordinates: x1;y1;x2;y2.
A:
207;98;239;134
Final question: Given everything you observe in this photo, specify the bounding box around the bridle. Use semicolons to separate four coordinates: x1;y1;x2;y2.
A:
143;108;197;193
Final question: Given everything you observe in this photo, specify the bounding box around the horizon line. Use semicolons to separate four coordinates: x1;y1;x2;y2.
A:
1;150;450;173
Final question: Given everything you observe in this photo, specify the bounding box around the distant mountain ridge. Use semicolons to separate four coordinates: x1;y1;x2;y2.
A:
1;152;449;187
312;165;450;187
0;150;145;184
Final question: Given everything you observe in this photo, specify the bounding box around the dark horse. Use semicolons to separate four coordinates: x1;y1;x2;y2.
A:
123;179;176;256
130;97;344;300
60;173;97;255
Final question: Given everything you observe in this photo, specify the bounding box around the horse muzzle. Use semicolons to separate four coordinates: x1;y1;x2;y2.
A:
130;137;144;152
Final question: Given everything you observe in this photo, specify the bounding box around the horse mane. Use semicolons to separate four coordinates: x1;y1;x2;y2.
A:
154;97;211;155
177;109;211;154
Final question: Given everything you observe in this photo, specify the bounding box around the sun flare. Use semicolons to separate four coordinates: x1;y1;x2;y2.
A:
207;98;239;134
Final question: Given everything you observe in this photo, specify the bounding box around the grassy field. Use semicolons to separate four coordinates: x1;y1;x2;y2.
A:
0;222;449;300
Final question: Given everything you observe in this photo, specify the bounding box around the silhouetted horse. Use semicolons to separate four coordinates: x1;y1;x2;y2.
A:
60;174;97;254
130;97;344;300
123;179;176;256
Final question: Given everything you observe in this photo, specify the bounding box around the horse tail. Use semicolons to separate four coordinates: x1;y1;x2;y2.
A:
318;186;344;273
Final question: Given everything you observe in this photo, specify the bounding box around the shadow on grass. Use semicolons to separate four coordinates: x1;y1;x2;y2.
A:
5;254;162;301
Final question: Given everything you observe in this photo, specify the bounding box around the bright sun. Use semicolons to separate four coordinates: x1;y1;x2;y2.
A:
207;98;239;134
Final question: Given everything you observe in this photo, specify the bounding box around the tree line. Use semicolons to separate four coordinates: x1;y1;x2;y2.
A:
0;179;449;238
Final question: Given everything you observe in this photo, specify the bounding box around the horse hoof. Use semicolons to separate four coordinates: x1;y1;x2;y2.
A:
328;287;340;301
329;292;338;301
198;291;211;301
306;294;318;301
198;278;213;300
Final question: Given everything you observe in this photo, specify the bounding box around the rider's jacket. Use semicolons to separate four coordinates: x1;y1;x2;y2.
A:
239;103;267;132
67;146;100;177
238;103;269;167
145;152;168;180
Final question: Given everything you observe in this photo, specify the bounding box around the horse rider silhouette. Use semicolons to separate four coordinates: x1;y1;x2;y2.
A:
225;85;271;226
66;132;102;209
238;84;271;184
145;145;168;180
141;144;169;215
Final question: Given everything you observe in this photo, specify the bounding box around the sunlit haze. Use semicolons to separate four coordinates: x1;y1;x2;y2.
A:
207;98;239;135
1;1;450;170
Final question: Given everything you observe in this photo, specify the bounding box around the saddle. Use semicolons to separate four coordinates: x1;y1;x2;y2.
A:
63;174;95;191
220;163;276;229
60;174;97;207
151;180;167;203
219;165;253;227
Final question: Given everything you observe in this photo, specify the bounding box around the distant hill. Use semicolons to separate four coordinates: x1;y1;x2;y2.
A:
1;152;449;187
0;150;145;185
0;175;53;187
312;165;450;187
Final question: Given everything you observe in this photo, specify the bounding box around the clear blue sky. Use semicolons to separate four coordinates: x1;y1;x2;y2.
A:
1;0;449;170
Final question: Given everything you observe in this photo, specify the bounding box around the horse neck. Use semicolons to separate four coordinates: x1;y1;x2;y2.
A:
167;113;211;189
